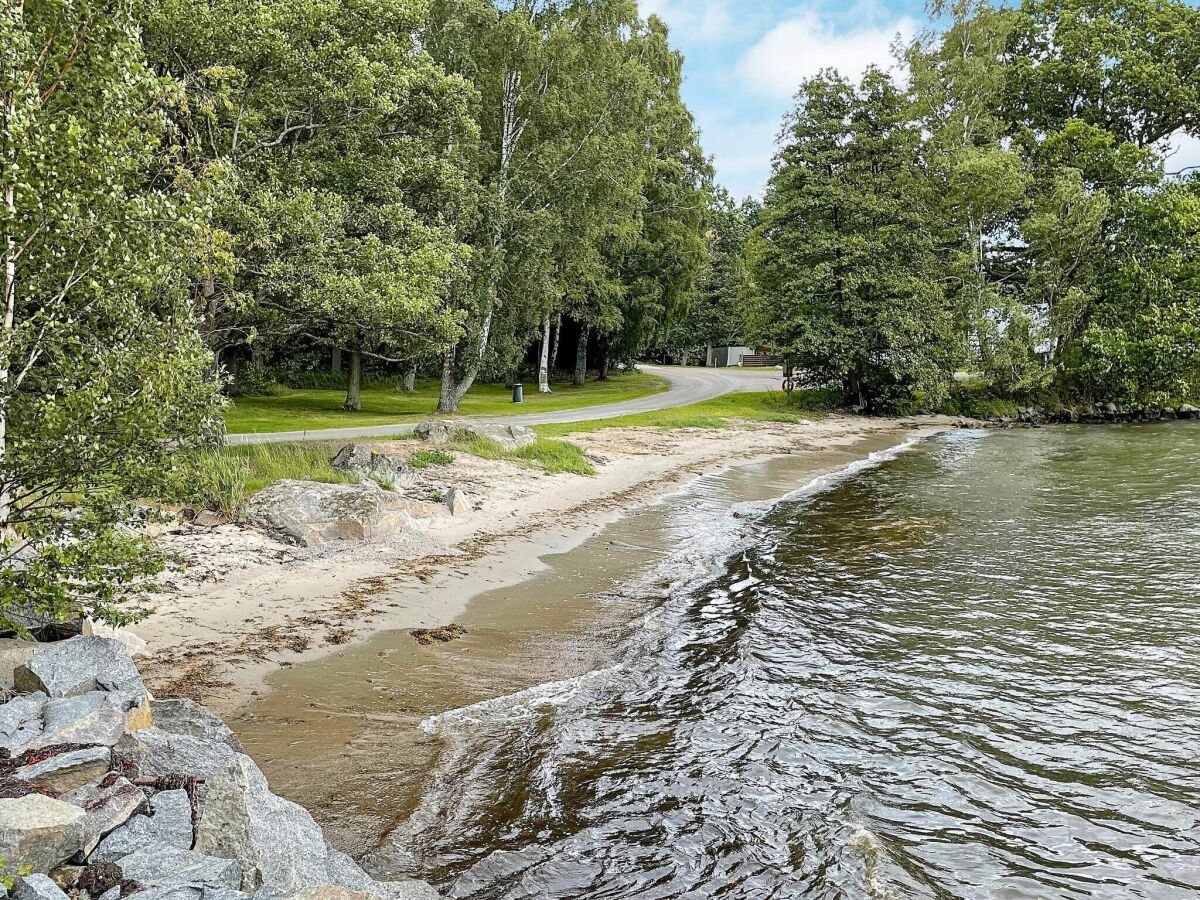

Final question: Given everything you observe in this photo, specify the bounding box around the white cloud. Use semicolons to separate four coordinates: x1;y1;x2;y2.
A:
639;0;736;42
737;11;917;99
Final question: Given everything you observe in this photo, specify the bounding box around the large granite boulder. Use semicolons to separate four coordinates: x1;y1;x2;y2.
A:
330;445;416;490
414;420;536;451
89;788;193;863
118;846;242;892
246;481;436;547
0;794;86;871
13;637;146;707
151;700;242;752
61;775;147;857
12;874;68;900
195;756;435;899
33;692;126;749
12;746;112;794
0;692;46;754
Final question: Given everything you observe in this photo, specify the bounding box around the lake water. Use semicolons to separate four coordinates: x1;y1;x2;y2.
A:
379;424;1200;898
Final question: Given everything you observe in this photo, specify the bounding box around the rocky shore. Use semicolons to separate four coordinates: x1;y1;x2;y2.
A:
0;636;436;900
1002;401;1200;426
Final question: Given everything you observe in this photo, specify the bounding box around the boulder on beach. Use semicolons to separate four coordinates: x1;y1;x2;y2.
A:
14;636;147;707
196;755;436;899
414;420;536;451
0;794;86;872
90;788;194;863
246;480;437;547
331;445;417;490
150;699;243;752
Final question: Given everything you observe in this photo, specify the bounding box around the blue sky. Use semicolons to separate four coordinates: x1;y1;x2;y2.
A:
646;0;1200;199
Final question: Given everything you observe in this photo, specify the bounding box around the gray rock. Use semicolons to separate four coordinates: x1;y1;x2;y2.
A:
0;692;46;754
61;775;147;856
194;755;328;893
113;727;236;780
0;640;36;690
118;847;242;892
150;700;243;752
90;788;193;863
33;692;126;749
331;445;416;490
97;890;122;900
119;887;202;900
414;420;536;451
0;794;86;871
1179;403;1199;418
12;746;112;794
11;874;68;900
246;481;436;547
13;637;145;706
325;852;440;900
199;889;253;900
194;756;435;899
444;488;472;517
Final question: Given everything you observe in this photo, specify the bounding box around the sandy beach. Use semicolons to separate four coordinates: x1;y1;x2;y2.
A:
135;416;961;717
118;416;964;862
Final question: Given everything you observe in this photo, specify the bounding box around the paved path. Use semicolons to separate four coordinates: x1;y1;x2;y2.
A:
226;365;781;446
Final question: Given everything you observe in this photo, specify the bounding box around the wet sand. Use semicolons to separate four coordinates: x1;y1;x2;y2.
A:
227;432;914;860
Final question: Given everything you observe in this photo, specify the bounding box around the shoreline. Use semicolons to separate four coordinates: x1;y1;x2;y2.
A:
136;414;968;719
225;422;945;861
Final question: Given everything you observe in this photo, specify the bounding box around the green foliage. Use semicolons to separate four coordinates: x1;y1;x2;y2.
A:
750;69;962;413
141;0;479;407
0;0;223;631
409;449;455;469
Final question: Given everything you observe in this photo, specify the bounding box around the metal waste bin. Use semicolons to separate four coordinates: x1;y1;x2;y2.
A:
512;383;524;403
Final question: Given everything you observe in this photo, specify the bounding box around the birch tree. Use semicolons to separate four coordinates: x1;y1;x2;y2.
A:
0;0;222;630
425;0;648;411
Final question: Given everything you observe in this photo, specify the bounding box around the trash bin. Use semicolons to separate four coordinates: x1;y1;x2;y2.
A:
512;383;524;403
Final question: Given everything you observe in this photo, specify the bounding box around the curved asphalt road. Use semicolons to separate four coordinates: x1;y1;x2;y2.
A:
226;365;782;446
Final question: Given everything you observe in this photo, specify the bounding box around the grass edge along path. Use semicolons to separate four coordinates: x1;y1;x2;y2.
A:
188;390;826;516
533;389;833;438
224;371;668;434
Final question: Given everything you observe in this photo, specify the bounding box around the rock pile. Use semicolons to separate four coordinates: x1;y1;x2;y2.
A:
0;636;438;900
1005;403;1200;426
413;421;535;452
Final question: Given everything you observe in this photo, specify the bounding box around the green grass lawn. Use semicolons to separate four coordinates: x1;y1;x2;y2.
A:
224;371;668;434
534;388;835;438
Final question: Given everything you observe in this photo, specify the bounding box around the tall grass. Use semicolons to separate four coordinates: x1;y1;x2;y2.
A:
185;442;358;515
449;437;596;476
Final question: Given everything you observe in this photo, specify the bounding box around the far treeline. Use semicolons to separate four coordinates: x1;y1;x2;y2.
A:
1;0;1198;628
0;0;708;627
744;0;1200;414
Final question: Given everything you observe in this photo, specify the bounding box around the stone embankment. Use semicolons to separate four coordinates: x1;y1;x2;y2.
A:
1004;402;1200;426
0;636;436;900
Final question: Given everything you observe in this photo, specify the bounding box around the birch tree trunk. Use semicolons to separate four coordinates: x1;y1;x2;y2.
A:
537;313;553;393
0;0;21;530
437;67;524;413
549;315;561;373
